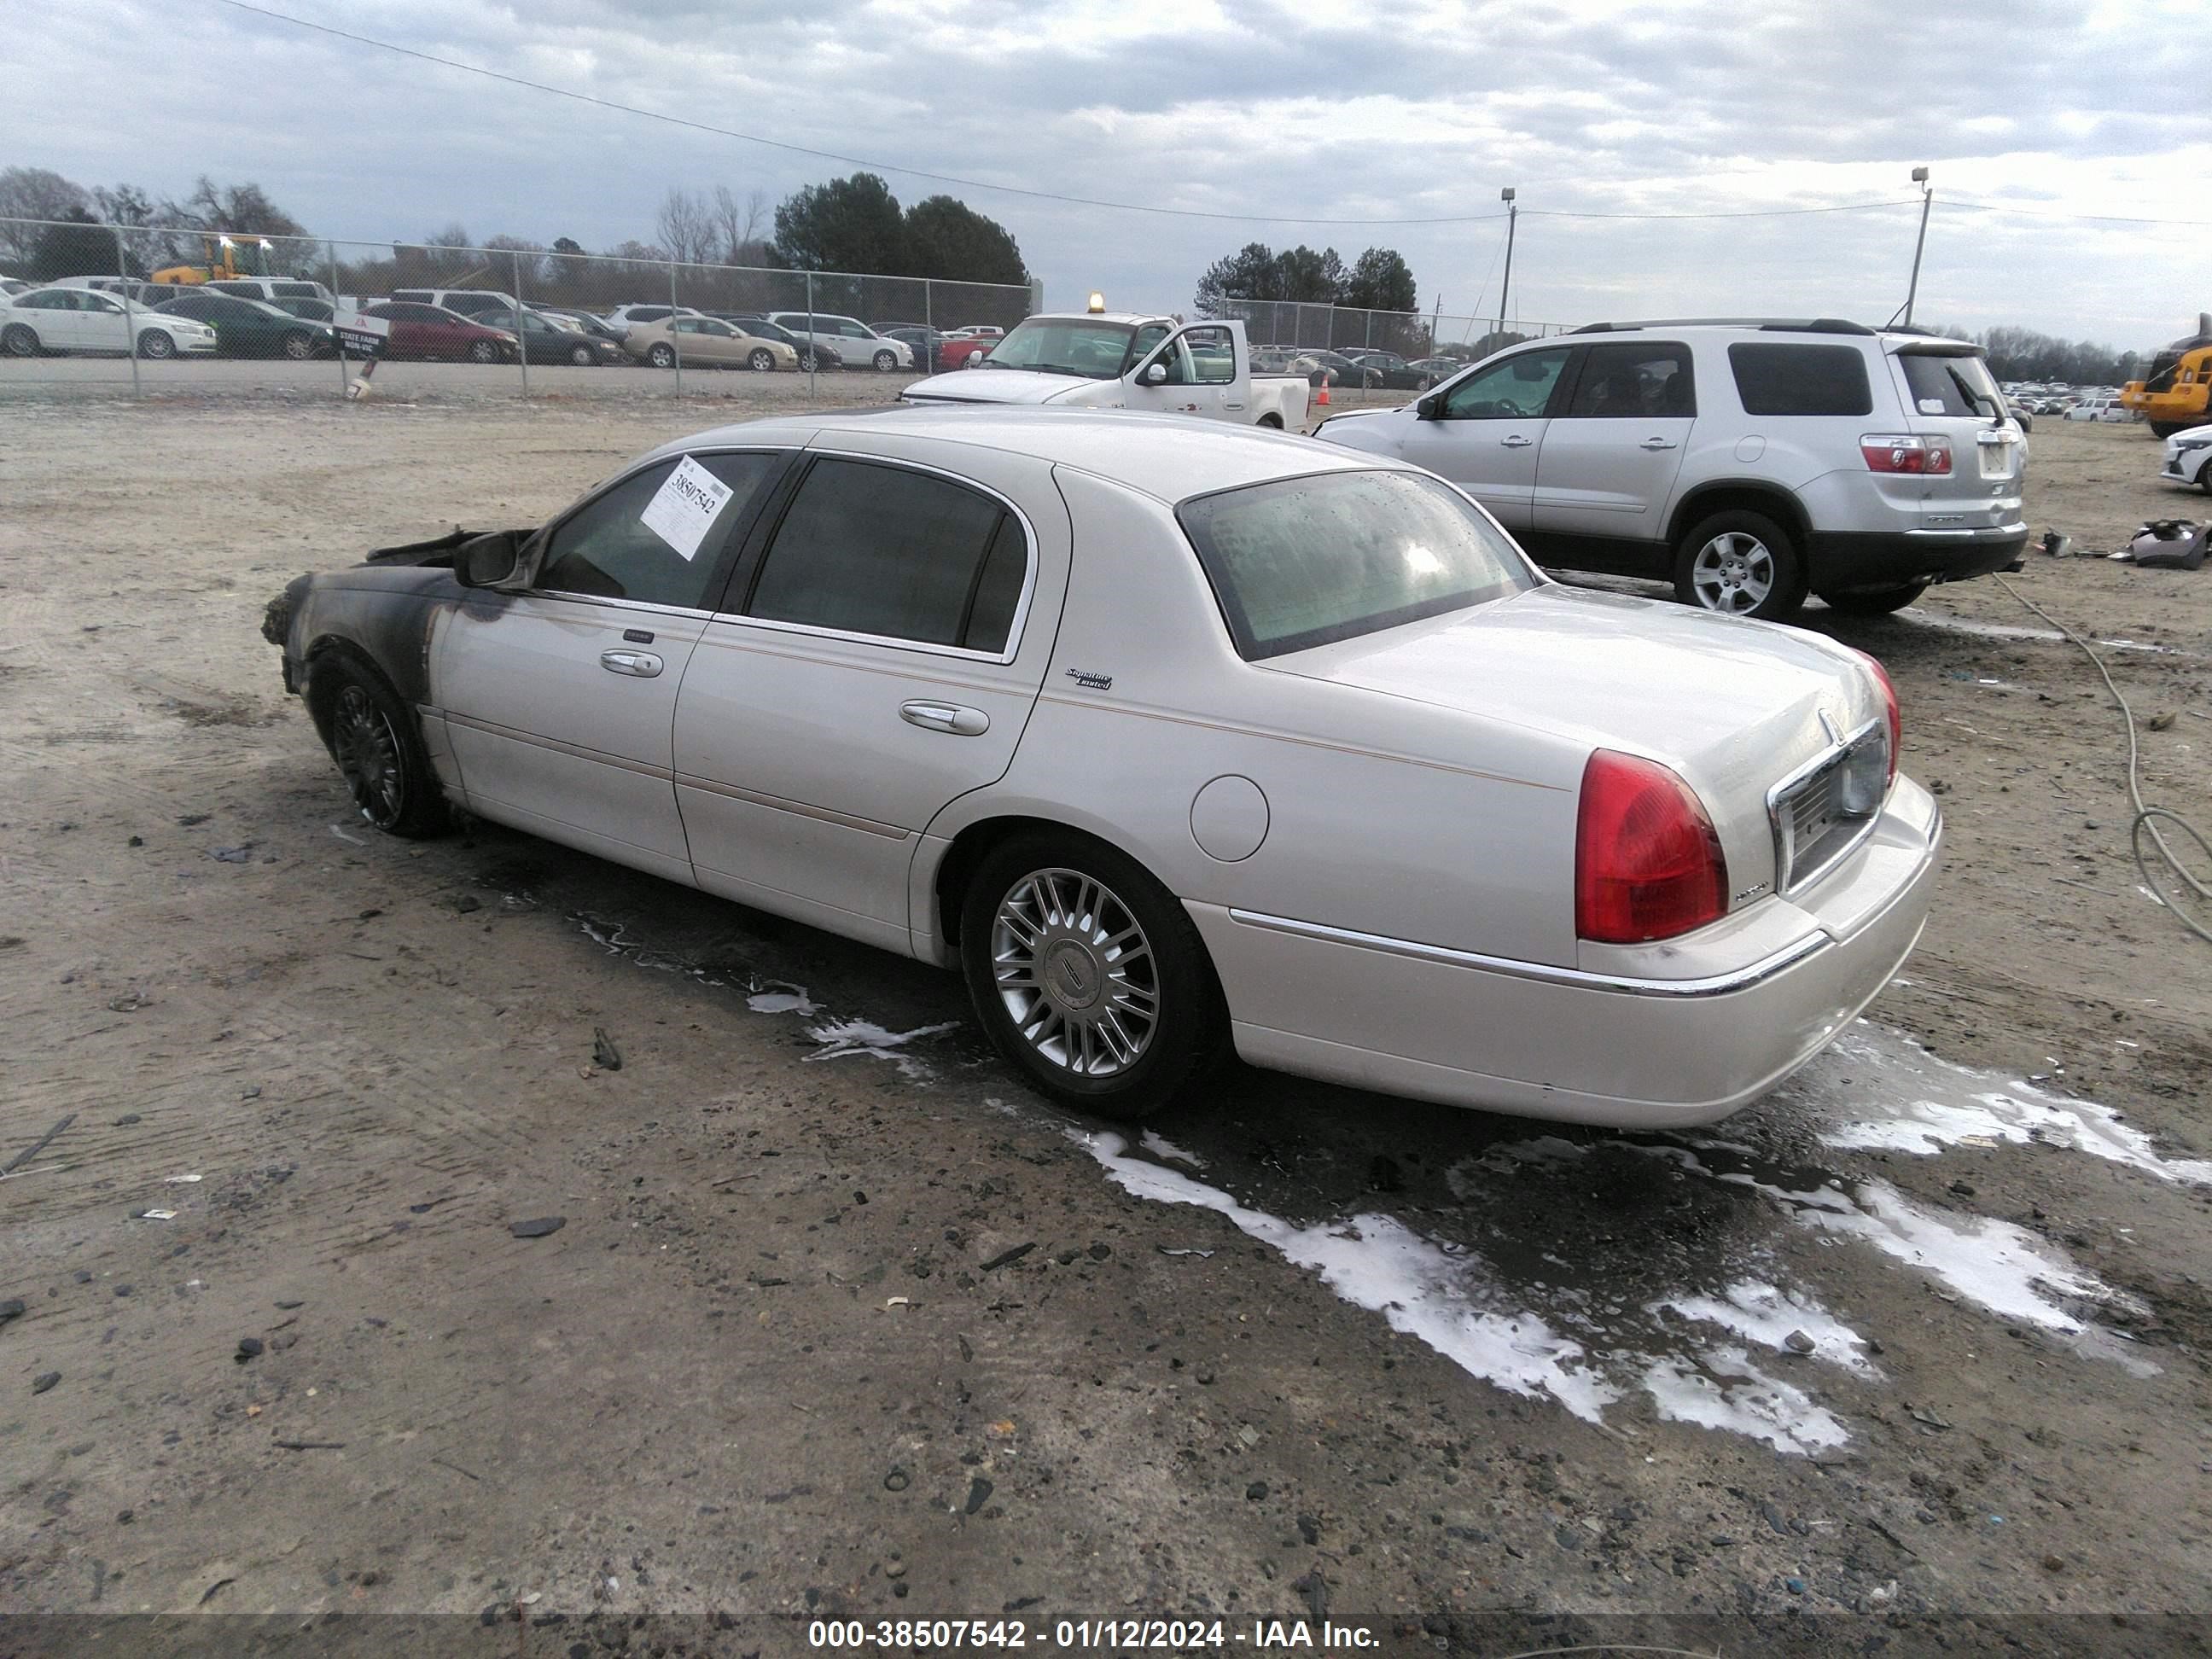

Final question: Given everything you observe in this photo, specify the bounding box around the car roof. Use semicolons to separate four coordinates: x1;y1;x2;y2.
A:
639;406;1394;504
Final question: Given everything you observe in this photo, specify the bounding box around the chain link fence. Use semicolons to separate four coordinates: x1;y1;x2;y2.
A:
1217;297;1575;366
0;217;1040;399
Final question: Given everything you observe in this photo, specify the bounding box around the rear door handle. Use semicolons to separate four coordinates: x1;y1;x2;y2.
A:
599;649;663;678
1639;437;1679;450
1500;434;1534;448
900;700;989;736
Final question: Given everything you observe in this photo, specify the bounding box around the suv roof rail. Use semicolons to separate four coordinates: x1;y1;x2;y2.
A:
1569;317;1877;336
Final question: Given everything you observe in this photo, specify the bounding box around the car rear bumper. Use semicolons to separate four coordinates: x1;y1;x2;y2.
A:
1805;524;2029;591
1189;778;1941;1128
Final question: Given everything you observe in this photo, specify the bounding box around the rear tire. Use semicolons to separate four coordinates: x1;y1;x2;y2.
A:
136;329;176;360
2150;422;2186;439
307;655;449;839
1673;509;1807;621
1;323;37;357
1819;581;1929;615
958;830;1225;1122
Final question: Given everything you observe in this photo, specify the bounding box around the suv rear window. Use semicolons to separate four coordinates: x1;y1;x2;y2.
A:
1179;470;1535;660
1896;350;2004;419
1727;343;1871;416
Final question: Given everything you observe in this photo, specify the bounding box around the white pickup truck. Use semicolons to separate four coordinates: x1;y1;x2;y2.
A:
901;312;1311;429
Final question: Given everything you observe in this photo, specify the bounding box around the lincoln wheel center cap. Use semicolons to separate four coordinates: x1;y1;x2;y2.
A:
1045;940;1103;1010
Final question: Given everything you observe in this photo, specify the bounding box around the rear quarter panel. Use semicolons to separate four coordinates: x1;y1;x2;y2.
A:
919;467;1586;970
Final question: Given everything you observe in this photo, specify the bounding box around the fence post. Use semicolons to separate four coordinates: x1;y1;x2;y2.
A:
805;271;816;399
512;251;528;400
114;224;141;399
923;277;932;373
668;260;683;394
329;241;350;401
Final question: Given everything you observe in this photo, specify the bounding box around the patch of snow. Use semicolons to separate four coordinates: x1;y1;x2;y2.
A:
1641;1348;1851;1454
806;1018;963;1080
1140;1131;1206;1168
1650;1280;1878;1377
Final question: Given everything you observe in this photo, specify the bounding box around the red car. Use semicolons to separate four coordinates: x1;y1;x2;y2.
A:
938;335;996;370
363;301;518;363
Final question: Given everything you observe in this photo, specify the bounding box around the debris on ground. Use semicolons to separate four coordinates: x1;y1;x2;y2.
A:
591;1027;623;1071
509;1217;566;1239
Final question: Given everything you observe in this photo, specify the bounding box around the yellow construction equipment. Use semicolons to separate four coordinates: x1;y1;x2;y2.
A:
2121;314;2212;438
149;233;277;288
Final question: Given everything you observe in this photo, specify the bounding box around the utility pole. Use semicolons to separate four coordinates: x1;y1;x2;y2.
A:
1495;188;1517;340
1902;166;1932;329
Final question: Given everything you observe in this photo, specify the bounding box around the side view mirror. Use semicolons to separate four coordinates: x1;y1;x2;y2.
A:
1416;393;1442;420
454;529;523;588
1140;361;1168;386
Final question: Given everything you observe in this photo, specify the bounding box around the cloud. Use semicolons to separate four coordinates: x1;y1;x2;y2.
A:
2;0;2204;341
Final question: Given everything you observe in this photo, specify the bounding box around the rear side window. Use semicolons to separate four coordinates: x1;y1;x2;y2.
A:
1567;342;1695;417
746;459;1026;653
1727;344;1871;416
1896;351;2003;418
1179;469;1536;660
537;452;777;608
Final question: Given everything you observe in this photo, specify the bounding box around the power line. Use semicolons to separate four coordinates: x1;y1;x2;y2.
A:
1940;195;2212;228
208;1;1943;232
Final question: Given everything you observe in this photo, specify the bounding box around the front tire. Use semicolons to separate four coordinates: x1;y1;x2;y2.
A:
1819;580;1929;615
3;323;42;357
648;342;676;369
958;832;1225;1121
1673;509;1807;620
468;339;499;364
308;655;449;839
873;348;898;372
2150;422;2185;439
136;329;176;360
569;341;597;366
748;347;775;372
279;329;314;361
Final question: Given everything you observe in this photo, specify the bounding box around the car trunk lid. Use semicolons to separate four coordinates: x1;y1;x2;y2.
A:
1881;340;2026;528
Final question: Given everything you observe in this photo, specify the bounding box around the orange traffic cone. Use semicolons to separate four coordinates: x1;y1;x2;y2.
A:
1315;374;1331;407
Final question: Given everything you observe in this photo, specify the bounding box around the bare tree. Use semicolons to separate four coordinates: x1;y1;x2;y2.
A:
655;188;719;267
712;185;770;265
0;166;92;264
482;233;550;288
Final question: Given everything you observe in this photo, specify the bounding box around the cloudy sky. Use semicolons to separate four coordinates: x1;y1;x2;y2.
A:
6;0;2208;348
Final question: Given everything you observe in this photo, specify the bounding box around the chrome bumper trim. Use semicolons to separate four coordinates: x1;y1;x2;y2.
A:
1223;909;1831;999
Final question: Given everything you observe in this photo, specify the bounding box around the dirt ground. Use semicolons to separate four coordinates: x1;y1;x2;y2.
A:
2;393;2209;1656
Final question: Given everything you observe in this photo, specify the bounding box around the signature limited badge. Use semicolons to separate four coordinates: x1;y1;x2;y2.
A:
1065;668;1114;691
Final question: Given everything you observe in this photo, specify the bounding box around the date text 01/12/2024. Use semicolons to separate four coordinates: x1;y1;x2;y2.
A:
806;1619;1381;1650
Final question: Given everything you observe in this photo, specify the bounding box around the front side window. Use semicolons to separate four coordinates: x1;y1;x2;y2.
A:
1565;343;1695;418
1179;469;1536;660
1155;326;1235;386
1727;343;1872;416
745;458;1026;652
1441;347;1569;418
536;452;777;608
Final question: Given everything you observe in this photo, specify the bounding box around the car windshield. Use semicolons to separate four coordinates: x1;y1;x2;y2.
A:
1179;470;1536;659
981;317;1138;379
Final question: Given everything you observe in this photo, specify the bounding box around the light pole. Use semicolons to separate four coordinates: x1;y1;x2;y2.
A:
1901;166;1932;329
1495;187;1517;339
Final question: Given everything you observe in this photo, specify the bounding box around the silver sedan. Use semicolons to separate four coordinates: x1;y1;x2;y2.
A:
266;410;1938;1127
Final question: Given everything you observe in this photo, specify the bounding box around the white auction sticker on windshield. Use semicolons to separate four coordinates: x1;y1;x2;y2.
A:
639;455;734;562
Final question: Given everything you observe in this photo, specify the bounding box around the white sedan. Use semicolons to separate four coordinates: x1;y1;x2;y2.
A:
2159;423;2212;492
1;285;218;358
265;410;1939;1127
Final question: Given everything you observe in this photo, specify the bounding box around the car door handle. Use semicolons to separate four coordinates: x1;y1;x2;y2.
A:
1639;437;1679;450
1500;434;1534;448
598;649;664;678
900;700;989;736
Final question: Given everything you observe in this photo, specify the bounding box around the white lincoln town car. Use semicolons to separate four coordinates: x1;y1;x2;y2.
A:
266;408;1940;1127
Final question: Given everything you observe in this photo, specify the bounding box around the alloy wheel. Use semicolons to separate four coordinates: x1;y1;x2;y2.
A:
1690;531;1776;614
330;684;405;827
990;868;1159;1078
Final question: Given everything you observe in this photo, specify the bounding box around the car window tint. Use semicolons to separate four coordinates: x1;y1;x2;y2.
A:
962;513;1030;655
1566;343;1695;418
1179;470;1535;660
748;459;1014;649
1441;348;1569;418
1897;352;2002;418
1727;343;1871;416
537;453;777;608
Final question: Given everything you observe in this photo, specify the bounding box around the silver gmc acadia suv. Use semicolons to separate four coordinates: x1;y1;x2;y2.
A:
1315;318;2029;620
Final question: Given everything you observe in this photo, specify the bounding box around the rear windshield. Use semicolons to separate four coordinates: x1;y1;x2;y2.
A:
1727;343;1872;416
1178;470;1535;660
1896;350;2005;418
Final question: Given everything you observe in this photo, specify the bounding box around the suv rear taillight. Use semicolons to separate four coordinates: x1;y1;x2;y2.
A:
1856;651;1901;783
1575;750;1729;944
1860;434;1953;474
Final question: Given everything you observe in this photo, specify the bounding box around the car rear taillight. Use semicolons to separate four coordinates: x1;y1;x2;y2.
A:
1856;651;1901;783
1860;434;1953;474
1575;750;1729;944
